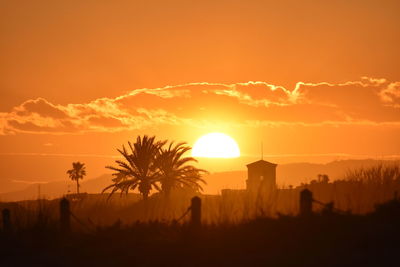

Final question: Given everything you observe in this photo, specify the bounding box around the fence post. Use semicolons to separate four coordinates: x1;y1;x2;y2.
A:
191;196;201;227
2;208;11;232
60;198;70;233
300;189;313;216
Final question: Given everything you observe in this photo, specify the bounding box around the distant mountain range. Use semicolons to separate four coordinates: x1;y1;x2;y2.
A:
0;174;113;202
0;159;397;201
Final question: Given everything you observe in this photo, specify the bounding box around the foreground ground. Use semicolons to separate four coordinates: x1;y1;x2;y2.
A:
1;200;400;267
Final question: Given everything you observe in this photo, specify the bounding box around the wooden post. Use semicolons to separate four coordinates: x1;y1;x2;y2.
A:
2;209;11;232
190;196;201;227
300;189;313;216
60;198;70;233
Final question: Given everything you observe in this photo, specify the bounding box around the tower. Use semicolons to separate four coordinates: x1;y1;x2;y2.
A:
246;160;277;193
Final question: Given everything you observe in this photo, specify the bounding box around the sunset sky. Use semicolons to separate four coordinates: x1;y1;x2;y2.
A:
1;0;399;192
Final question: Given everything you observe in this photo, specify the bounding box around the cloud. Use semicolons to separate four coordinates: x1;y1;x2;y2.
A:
380;82;400;107
1;77;399;135
14;98;69;119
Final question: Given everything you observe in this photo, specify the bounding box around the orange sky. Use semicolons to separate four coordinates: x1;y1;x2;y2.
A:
0;0;399;191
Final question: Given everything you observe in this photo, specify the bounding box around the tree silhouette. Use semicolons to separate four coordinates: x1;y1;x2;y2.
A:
156;141;207;197
103;135;166;200
67;162;86;194
318;174;329;183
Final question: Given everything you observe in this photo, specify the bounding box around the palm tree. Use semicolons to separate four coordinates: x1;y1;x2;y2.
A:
67;162;86;194
103;135;166;200
156;142;207;197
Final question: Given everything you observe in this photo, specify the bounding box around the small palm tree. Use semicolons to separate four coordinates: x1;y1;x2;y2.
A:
67;162;86;194
156;142;207;197
104;135;166;200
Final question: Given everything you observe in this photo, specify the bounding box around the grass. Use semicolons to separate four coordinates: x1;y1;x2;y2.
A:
1;164;400;266
1;207;400;266
1;164;400;226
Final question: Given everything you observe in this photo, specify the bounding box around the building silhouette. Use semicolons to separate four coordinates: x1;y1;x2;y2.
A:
246;160;277;194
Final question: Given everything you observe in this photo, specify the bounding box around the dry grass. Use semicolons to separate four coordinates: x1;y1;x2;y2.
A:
1;164;399;228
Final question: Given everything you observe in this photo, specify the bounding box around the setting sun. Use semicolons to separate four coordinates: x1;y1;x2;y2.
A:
192;133;240;158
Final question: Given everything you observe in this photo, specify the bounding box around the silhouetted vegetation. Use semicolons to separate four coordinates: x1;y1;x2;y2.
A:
2;155;400;266
1;193;400;266
157;141;207;198
103;136;165;200
66;162;86;195
297;163;400;214
103;136;207;200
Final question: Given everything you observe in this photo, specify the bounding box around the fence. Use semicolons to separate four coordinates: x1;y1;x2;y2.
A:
1;190;342;232
299;188;344;216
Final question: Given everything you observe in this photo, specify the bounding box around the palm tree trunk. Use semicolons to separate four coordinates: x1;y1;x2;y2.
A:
162;179;172;199
76;179;80;195
143;192;148;201
164;188;171;199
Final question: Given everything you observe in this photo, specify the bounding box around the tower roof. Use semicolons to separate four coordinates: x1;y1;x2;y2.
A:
246;159;277;168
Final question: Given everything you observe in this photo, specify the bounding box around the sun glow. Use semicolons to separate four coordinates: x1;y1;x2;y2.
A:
192;133;240;158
